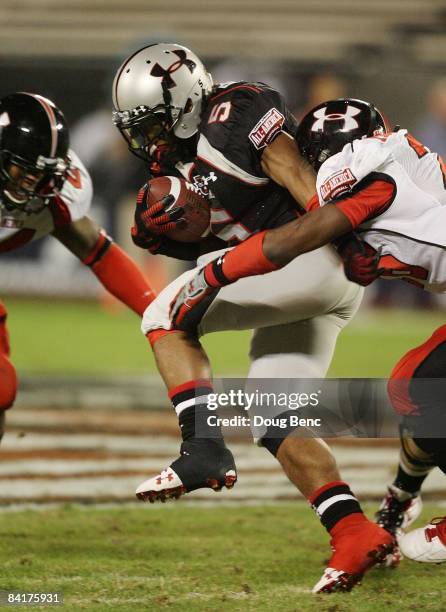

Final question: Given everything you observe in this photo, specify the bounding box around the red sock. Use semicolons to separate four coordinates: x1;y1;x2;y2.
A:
308;481;365;534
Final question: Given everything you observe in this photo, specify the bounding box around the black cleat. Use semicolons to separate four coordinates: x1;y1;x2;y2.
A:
136;439;237;503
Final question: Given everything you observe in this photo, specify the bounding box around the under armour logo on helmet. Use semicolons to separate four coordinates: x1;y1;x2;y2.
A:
150;50;197;90
311;106;362;132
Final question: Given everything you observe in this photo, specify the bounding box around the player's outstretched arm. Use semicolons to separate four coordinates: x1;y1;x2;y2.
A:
198;175;395;286
169;206;352;331
262;204;352;265
53;216;155;316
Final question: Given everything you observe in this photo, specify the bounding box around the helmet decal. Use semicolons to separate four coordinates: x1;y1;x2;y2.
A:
149;49;197;90
30;94;59;157
297;98;387;171
311;105;362;132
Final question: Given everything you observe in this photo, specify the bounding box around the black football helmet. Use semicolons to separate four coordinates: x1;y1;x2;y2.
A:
297;98;388;171
0;92;70;213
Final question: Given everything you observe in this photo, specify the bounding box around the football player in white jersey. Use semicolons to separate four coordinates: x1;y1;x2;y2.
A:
0;92;156;440
169;98;446;567
115;45;394;594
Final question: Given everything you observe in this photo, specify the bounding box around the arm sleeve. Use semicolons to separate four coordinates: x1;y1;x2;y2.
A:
306;193;320;211
333;177;396;229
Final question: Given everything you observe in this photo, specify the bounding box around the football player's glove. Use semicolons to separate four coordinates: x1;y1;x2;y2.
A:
136;183;186;235
131;183;184;253
169;256;230;333
336;233;384;286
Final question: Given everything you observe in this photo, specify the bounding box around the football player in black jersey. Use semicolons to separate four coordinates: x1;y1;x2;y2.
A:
113;43;393;593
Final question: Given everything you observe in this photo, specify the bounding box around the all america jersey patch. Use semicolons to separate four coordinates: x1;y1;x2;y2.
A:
248;108;285;149
320;167;356;201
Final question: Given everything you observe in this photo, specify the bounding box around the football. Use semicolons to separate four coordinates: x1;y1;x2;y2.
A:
147;176;211;242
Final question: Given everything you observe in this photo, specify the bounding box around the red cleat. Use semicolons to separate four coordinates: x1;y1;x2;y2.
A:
313;515;395;593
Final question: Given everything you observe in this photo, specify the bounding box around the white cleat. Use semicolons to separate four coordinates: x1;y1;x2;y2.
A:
136;467;186;503
312;568;358;594
399;516;446;563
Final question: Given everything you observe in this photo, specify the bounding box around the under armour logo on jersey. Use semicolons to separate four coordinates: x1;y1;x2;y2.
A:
311;106;362;132
150;50;197;89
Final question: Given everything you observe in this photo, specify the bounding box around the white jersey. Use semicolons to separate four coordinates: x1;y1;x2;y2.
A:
0;149;92;253
316;130;446;292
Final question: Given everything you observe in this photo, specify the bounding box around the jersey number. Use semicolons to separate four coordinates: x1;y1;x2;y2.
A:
208;102;232;125
210;207;250;242
406;134;446;188
67;167;82;189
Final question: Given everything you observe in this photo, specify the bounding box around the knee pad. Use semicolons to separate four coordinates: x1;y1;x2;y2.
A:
412;437;446;476
0;355;17;410
400;428;436;463
412;436;446;460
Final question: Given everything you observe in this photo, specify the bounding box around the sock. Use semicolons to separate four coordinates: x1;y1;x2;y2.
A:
169;379;224;444
308;481;365;533
393;464;428;496
394;439;434;495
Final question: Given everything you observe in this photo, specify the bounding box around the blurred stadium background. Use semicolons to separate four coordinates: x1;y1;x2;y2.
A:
1;1;446;506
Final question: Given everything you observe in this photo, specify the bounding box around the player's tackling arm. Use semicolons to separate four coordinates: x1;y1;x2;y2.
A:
202;177;395;286
53;217;155;316
263;205;352;265
170;179;392;330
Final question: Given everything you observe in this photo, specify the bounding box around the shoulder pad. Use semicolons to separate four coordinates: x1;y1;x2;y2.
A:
317;136;393;202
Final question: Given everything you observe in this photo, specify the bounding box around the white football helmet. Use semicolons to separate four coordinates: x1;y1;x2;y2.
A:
112;43;213;161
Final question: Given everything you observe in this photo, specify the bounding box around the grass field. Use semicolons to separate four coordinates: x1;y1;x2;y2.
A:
1;502;445;611
3;297;445;377
3;298;446;611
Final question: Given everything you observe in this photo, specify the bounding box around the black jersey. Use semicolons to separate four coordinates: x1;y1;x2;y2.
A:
188;81;301;244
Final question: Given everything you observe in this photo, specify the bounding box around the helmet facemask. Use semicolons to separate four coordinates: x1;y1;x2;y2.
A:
113;105;178;160
0;150;69;214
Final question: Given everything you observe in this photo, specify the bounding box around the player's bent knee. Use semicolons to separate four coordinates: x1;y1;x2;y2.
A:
0;355;17;410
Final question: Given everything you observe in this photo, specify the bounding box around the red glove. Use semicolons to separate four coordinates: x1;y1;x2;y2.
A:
131;183;185;253
336;233;384;287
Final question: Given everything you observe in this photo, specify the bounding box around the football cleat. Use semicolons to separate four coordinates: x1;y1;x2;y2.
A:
376;486;423;536
399;516;446;563
375;485;423;567
136;439;237;503
312;517;395;593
